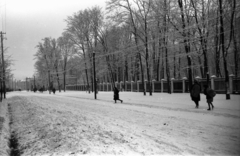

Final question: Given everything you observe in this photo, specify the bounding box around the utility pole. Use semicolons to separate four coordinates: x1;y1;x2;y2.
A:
1;31;6;98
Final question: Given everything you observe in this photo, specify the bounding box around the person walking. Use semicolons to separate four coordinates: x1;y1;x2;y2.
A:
113;87;123;103
190;79;202;108
52;87;56;94
203;85;215;111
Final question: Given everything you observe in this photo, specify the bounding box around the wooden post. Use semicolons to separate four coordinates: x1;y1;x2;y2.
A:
182;77;187;93
211;75;216;90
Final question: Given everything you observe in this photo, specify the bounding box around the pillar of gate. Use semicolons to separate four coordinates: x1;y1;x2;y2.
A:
152;79;156;93
161;79;165;93
131;81;134;92
144;80;147;93
120;81;123;92
171;78;174;93
211;75;216;90
229;74;234;94
125;81;128;91
110;83;112;91
182;77;187;93
137;80;140;92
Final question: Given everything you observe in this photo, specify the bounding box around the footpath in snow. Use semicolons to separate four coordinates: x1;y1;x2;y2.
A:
0;91;239;156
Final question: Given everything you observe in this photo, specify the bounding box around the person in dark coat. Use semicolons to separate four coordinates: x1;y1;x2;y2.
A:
52;87;56;94
190;79;201;108
203;85;214;111
113;87;123;103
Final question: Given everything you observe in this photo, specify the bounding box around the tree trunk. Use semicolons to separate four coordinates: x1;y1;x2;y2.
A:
144;14;152;96
191;0;209;80
55;64;61;92
178;50;181;79
126;0;145;96
233;16;239;92
0;78;2;102
157;45;161;81
86;37;93;93
106;55;116;88
48;70;51;94
174;52;176;79
161;50;165;80
124;59;128;90
164;0;171;94
219;0;230;99
63;58;67;92
82;45;90;93
215;10;222;77
198;56;204;78
157;21;162;81
151;32;157;80
178;0;193;90
165;48;171;94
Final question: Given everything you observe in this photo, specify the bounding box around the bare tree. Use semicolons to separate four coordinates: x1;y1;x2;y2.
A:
218;0;236;99
177;0;193;90
58;32;74;92
107;0;146;95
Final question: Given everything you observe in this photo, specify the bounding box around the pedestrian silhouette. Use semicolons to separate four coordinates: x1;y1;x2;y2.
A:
190;79;201;108
203;85;215;110
113;87;123;103
52;87;56;94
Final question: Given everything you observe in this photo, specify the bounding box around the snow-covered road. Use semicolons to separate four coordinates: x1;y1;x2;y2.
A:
2;91;240;155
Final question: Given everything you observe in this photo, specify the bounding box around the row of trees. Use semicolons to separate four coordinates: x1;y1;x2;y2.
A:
34;0;239;98
34;34;74;92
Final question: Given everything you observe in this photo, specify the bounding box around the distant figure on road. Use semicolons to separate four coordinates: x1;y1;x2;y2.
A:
203;85;215;111
114;87;123;103
52;87;56;94
39;87;43;93
190;79;201;108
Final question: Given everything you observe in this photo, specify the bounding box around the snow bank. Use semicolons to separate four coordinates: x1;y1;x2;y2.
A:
0;99;10;156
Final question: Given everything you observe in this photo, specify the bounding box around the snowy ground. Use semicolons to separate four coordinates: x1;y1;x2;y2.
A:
0;90;240;156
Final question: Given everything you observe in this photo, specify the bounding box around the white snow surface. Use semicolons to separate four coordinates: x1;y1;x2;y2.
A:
2;91;240;156
0;99;10;156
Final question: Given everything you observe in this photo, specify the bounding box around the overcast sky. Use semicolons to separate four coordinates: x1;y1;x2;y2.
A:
1;0;106;80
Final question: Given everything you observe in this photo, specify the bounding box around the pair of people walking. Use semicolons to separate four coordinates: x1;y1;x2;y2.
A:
190;79;215;110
